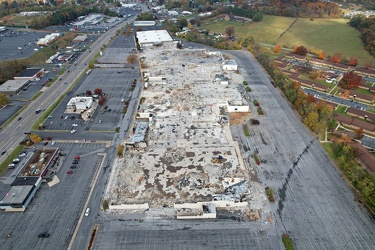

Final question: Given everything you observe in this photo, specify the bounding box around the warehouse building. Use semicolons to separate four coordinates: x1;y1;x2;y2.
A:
14;68;44;81
0;148;59;211
136;30;173;47
0;79;30;96
73;34;88;43
36;33;60;46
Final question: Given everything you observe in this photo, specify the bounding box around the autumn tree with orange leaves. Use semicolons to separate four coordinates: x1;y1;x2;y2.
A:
317;51;326;59
331;53;342;63
294;46;308;56
349;57;358;66
274;44;281;53
339;71;362;90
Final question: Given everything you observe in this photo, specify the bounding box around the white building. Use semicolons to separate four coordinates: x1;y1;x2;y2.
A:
133;21;156;26
66;97;93;110
168;10;179;16
222;60;238;71
36;33;60;46
136;30;173;47
182;11;192;16
227;101;249;112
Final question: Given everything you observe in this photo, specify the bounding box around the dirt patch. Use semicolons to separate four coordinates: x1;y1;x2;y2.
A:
186;152;195;157
229;112;251;125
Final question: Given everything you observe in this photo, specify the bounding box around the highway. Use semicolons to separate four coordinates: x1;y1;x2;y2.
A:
0;21;126;162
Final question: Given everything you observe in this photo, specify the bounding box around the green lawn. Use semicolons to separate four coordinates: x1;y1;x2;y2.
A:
354;87;375;97
0;145;24;175
28;47;56;65
202;15;295;44
334;105;348;115
202;15;374;65
0;14;36;27
277;18;373;64
299;73;335;88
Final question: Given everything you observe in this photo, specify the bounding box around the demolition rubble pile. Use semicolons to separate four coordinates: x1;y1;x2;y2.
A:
106;44;268;217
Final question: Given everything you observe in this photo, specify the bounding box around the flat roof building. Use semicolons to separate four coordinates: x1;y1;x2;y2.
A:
136;30;173;47
14;68;44;81
223;60;238;71
36;33;60;46
133;21;156;26
73;34;88;43
67;96;93;110
0;148;59;211
0;186;37;211
0;79;29;96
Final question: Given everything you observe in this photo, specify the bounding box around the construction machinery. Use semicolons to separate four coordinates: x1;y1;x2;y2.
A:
211;155;226;164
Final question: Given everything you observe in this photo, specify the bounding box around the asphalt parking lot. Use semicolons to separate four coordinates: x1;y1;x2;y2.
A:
44;68;137;132
302;87;373;112
0;67;60;126
0;29;46;61
97;33;135;64
0;142;106;250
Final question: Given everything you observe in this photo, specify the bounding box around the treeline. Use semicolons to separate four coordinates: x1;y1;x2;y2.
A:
0;2;56;19
227;6;263;22
0;60;26;84
259;0;342;18
349;16;375;57
28;4;117;29
332;141;375;212
250;46;335;133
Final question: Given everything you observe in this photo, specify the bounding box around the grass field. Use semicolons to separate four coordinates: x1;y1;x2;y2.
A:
27;47;55;65
203;15;295;44
202;15;373;65
277;18;373;64
0;14;36;27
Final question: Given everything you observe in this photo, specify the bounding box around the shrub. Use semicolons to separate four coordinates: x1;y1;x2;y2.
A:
282;234;295;250
122;107;127;114
250;119;260;125
243;124;250;137
127;54;137;64
243;81;248;85
94;88;103;95
246;86;252;92
257;107;264;115
253;100;259;106
115;127;120;133
102;199;109;210
253;153;261;165
265;187;275;203
117;144;124;157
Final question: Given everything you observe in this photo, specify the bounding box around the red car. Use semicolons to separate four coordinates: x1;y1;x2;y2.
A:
67;171;73;174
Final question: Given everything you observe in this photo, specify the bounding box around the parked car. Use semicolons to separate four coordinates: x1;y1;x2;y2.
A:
72;160;79;164
8;164;16;169
67;171;73;175
72;124;78;127
18;117;22;121
38;233;50;238
71;129;77;134
19;152;26;157
70;165;77;169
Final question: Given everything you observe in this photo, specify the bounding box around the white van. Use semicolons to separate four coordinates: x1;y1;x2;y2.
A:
85;208;90;216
